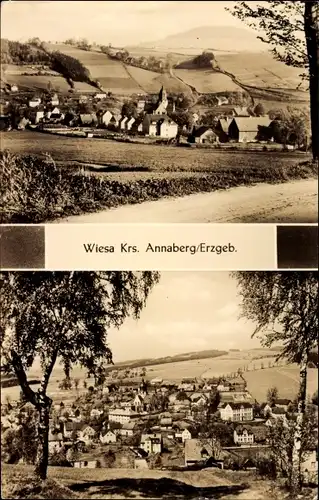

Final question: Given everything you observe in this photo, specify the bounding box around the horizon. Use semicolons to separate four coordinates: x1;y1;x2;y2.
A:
107;272;262;362
1;0;265;47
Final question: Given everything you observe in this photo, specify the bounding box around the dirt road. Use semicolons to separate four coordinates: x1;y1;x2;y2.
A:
57;178;318;223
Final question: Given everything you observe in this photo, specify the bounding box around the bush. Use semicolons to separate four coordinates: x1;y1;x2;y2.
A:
1;152;317;224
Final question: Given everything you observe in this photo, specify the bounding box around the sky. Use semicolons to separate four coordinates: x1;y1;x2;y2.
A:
107;272;261;362
1;0;252;45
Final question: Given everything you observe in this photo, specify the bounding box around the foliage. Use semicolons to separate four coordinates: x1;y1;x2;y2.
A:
51;51;93;86
266;405;318;485
227;1;319;162
232;272;318;363
227;2;308;71
1;39;52;65
0;270;159;479
193;51;216;68
267;386;279;406
254;103;266;116
311;390;318;406
1;151;317;224
1;406;38;464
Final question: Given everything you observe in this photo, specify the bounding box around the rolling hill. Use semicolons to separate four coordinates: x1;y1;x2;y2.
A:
1;36;309;99
139;25;267;53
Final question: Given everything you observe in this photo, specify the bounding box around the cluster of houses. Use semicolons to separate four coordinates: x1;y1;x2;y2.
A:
2;373;317;479
1;83;290;146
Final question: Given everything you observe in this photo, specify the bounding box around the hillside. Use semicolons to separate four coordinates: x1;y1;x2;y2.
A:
1;39;309;98
139;25;267;53
1;463;299;500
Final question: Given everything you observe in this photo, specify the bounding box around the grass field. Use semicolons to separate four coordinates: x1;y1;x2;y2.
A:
215;53;307;91
244;365;318;402
2;463;304;500
2;65;73;92
174;68;242;92
1;131;309;172
125;65;190;93
2;131;316;223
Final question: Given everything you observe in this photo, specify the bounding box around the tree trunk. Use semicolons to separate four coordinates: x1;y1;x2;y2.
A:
34;395;52;480
290;350;308;495
304;2;319;163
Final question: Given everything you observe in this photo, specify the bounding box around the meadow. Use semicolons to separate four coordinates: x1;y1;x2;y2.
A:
174;68;242;93
2;463;282;500
215;53;307;91
1;131;309;172
1;131;316;223
244;365;318;402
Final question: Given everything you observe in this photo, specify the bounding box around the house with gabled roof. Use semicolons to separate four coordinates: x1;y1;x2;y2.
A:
79;113;98;126
100;429;117;444
188;126;219;144
140;433;162;454
97;109;112;127
228;116;271;142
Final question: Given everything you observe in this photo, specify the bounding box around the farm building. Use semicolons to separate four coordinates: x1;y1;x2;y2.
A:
109;113;122;128
188;126;219;144
185;439;218;467
301;448;318;484
72;453;99;468
215;118;232;142
79;113;98;126
228;117;271;142
142;114;178;138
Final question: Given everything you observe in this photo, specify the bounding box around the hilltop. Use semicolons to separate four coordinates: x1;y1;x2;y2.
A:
138;25;267;53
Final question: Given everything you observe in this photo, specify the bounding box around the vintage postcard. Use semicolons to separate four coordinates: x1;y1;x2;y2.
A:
0;0;318;224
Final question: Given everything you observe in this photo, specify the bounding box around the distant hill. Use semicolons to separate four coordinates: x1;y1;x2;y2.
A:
139;25;267;53
108;349;228;371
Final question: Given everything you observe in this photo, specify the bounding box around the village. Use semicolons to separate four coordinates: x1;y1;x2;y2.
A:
0;82;301;148
2;368;317;482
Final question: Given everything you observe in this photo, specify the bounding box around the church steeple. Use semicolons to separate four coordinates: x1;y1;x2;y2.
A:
158;86;167;104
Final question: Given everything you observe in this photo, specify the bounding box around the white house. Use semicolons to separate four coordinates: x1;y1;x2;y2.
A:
119;116;128;130
108;407;138;424
50;93;59;106
100;430;117;444
181;428;192;443
219;402;253;422
29;97;41;108
48;431;64;454
90;408;103;419
10;84;19;92
140;433;162;455
98;110;112;127
150;378;163;386
119;422;136;437
33;110;44;124
301;449;318;484
78;425;98;445
233;426;254;445
94;93;107;100
126;117;136;131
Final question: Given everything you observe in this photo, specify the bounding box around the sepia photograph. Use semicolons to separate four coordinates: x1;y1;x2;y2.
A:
0;1;318;224
0;271;318;499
